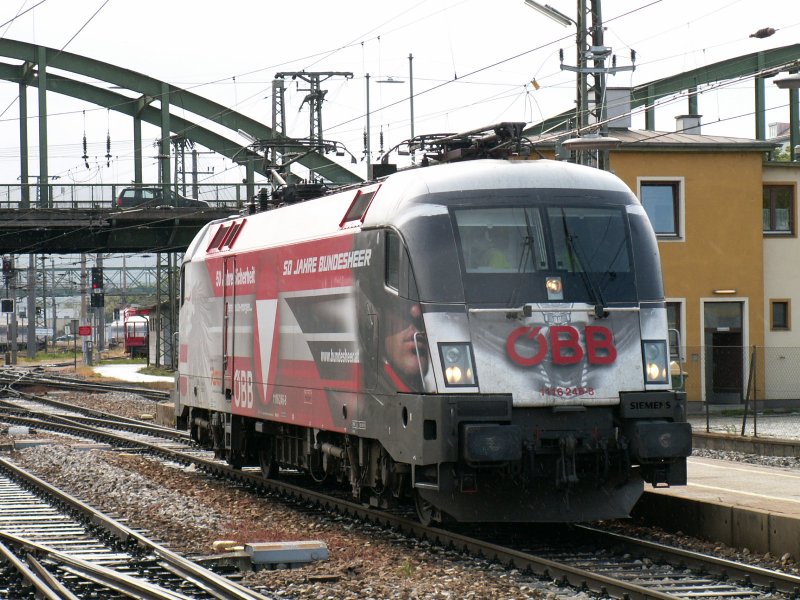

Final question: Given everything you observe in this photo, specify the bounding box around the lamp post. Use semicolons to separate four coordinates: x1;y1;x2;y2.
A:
524;0;634;170
365;73;371;177
366;53;417;175
774;73;800;162
375;74;407;168
409;54;415;141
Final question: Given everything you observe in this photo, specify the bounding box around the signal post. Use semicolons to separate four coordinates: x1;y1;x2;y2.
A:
89;262;104;364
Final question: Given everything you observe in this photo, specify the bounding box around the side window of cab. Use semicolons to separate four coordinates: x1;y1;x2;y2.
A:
385;231;400;290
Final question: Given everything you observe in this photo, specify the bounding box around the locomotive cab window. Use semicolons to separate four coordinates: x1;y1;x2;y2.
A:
454;203;636;305
547;207;631;275
386;231;400;290
454;207;546;274
384;230;420;301
341;184;381;227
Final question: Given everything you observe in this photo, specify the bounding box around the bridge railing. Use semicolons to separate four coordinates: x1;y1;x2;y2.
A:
0;183;251;209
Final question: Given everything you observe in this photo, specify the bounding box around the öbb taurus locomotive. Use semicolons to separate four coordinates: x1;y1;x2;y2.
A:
175;156;690;523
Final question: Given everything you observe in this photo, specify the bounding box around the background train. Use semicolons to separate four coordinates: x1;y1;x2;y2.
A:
123;307;150;358
174;137;690;524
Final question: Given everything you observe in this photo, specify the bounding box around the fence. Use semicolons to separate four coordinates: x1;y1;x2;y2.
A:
0;182;250;210
676;345;800;441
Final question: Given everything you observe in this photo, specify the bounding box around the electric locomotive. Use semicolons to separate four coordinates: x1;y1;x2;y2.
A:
175;134;690;524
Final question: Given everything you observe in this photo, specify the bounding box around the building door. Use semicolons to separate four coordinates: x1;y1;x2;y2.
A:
703;301;744;404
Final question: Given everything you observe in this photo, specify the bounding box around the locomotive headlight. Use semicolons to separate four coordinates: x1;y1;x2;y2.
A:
642;340;669;384
545;276;563;300
444;346;462;363
445;365;462;382
440;343;477;386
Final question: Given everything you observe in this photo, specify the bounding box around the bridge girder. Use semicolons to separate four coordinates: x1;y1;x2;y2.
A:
0;207;229;254
525;43;800;139
0;38;362;187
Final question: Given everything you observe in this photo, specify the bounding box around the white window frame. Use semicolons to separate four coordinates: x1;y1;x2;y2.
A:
666;298;685;343
769;298;791;331
762;183;795;236
637;176;685;241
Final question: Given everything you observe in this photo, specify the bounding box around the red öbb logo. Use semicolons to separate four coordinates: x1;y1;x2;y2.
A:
506;325;617;366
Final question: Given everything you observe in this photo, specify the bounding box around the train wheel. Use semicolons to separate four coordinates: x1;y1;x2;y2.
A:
227;450;244;470
414;490;436;526
308;450;327;483
259;446;276;479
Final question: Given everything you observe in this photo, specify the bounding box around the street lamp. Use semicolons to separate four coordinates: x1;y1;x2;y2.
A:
561;133;622;151
524;0;631;170
523;0;575;26
774;73;800;89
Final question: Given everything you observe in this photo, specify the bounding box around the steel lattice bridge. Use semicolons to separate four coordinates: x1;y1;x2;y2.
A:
0;38;798;253
0;38;365;254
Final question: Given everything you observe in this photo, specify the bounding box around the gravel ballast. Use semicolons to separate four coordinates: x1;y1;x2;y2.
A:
3;387;798;598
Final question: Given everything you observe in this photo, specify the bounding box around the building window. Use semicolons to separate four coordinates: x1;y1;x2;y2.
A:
640;181;681;237
763;185;794;235
666;301;684;359
666;301;682;335
770;299;790;331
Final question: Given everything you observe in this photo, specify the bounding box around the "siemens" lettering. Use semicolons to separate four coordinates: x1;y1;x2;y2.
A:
629;400;672;410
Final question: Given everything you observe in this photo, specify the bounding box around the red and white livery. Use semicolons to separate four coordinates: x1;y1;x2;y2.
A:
175;158;690;523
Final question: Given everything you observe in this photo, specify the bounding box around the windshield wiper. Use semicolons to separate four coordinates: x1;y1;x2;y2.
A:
560;209;608;319
507;211;538;308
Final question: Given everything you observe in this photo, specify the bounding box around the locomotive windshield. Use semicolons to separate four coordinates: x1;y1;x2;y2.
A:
453;204;636;305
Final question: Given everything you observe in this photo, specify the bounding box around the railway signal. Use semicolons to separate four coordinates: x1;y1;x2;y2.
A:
91;267;103;291
91;267;104;308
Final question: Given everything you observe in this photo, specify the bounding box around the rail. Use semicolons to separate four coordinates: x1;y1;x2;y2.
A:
4;393;799;600
0;456;269;599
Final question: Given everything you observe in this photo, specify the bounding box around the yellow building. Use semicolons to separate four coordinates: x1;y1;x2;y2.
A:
608;128;775;405
529;117;778;405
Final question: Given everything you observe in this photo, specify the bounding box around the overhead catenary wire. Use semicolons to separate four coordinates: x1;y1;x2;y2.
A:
55;0;111;56
1;0;640;151
0;0;49;36
0;0;795;186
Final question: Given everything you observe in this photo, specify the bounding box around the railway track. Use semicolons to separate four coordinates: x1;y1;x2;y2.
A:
0;365;170;402
0;456;270;599
0;391;191;445
461;522;800;599
3;389;800;599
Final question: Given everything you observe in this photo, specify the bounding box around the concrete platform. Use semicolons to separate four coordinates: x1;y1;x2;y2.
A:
633;456;800;560
693;430;800;458
155;401;175;428
92;363;174;383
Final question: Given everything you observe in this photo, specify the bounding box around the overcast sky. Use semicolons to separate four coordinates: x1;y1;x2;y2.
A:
0;0;797;187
